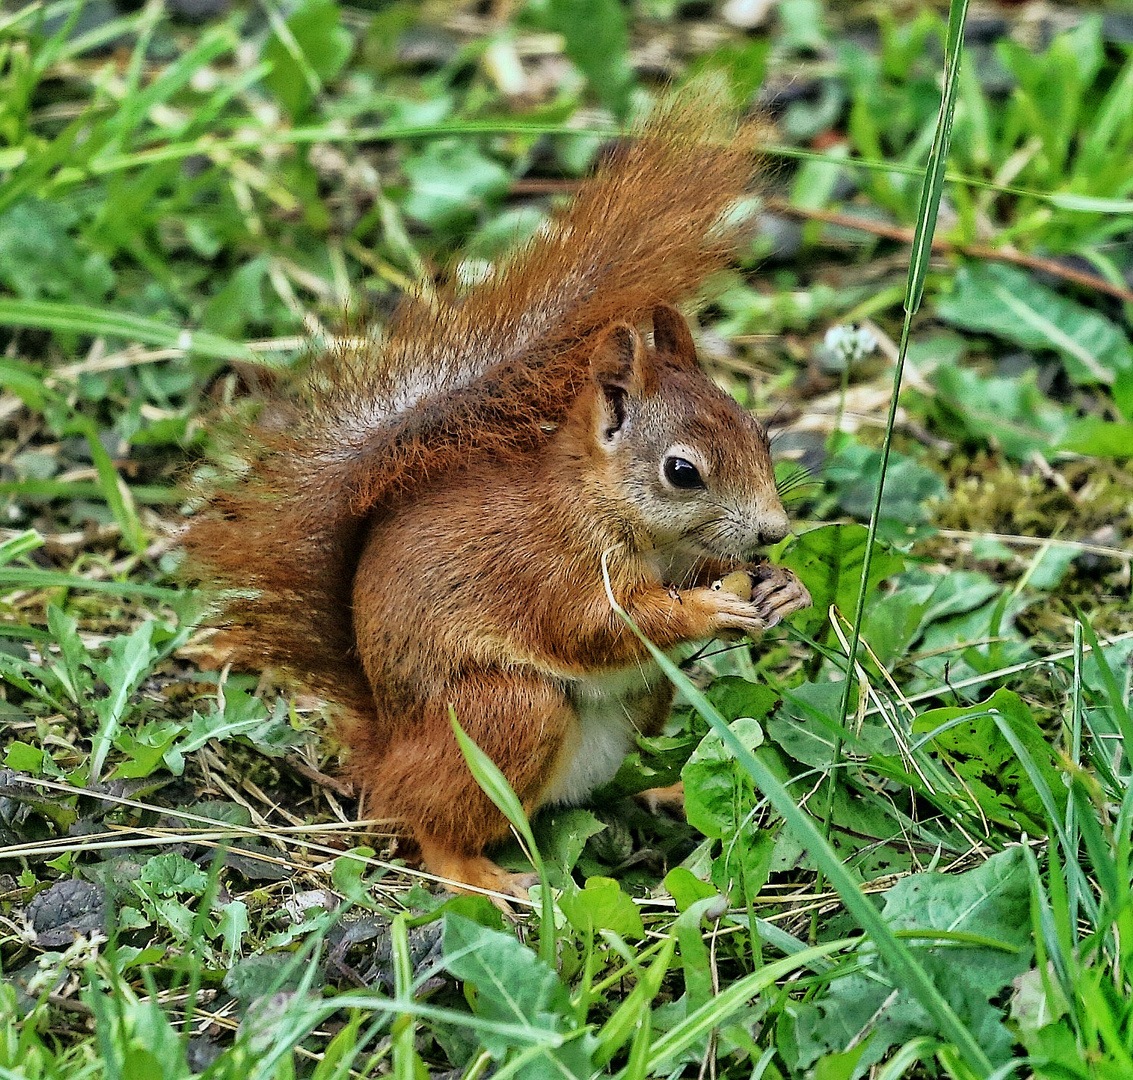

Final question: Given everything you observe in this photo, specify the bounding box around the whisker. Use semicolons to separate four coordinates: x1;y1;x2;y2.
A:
775;464;816;498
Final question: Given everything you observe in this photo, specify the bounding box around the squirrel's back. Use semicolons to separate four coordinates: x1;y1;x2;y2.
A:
182;88;762;718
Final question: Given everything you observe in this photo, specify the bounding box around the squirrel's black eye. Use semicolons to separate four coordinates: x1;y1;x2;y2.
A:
663;456;704;490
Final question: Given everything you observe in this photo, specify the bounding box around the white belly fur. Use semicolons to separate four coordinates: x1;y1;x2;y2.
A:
542;661;666;808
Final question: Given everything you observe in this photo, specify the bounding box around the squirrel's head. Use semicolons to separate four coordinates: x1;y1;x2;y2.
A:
580;305;790;573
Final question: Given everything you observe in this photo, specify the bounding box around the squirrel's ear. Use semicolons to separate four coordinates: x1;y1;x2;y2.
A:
589;323;656;441
652;304;698;368
589;322;658;397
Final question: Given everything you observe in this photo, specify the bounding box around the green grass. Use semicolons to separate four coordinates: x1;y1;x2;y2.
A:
2;1;1132;1077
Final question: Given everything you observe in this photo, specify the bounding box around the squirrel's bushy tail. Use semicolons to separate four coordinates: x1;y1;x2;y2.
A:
182;87;761;714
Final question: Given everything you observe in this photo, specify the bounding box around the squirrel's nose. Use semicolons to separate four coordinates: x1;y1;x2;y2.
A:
756;507;791;547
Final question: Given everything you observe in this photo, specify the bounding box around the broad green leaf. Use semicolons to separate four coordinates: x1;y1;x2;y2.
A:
767;679;899;767
641;940;854;1076
685;39;769;111
443;914;595;1075
926;361;1070;461
1114;367;1133;420
112;721;183;779
321;847;374;910
790;848;1032;1076
401;140;510;230
121;1048;165;1080
938;263;1133;386
825;439;946;525
536;807;605;886
663;867;718;913
262;0;353;118
683;717;765;840
216;900;249;961
162;690;276;776
811;1041;870;1080
0;199;113;303
3;741;43;772
546;0;634;118
138;853;209;897
224;952;315;1001
89;619;160;782
559;876;644;939
707;677;779;727
779;523;906;637
46;603;94;703
1057;417;1133;458
683;717;776;903
913;689;1065;833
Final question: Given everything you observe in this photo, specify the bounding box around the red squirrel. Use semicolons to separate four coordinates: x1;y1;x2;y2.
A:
183;92;811;898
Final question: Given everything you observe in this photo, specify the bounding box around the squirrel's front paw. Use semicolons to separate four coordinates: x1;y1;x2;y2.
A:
747;564;811;627
696;586;774;638
707;564;811;633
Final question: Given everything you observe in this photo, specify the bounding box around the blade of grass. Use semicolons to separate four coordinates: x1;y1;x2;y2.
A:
615;939;852;1078
0;299;253;361
1112;782;1133;993
592;937;674;1068
0;566;182;601
28;109;1125;216
1024;840;1080;1047
73;416;147;555
0;528;43;565
0;480;182;504
101;0;163;157
36;3;144;69
990;712;1099;925
621;1007;653;1080
0;107;111;217
1076;615;1133;746
874;1037;944;1080
1069;781;1118;916
261;0;324;102
0;3;40;35
391;914;421;1080
836;0;971;742
1065;622;1085;946
449;710;555;966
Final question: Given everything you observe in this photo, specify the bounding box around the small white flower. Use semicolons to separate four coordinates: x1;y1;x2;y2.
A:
823;324;879;367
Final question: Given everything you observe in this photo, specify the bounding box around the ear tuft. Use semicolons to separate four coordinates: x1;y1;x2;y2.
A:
652;304;698;368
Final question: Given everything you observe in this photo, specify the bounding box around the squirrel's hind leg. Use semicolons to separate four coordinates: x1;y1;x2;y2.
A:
415;841;540;902
356;669;573;902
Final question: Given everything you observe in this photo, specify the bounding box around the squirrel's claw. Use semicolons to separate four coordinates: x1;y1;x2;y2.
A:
747;564;811;625
749;566;811;625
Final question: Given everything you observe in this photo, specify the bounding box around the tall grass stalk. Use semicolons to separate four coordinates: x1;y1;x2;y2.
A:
816;0;972;940
834;0;970;782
